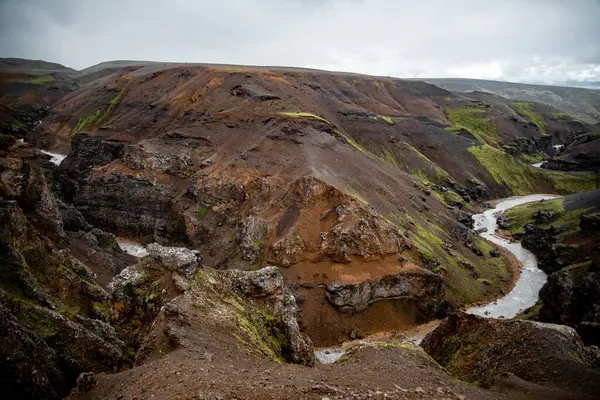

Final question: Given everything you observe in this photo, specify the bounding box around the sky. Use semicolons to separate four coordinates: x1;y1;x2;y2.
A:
1;0;599;83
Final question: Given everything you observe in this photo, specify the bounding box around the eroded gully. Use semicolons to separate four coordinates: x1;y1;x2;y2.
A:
316;194;561;363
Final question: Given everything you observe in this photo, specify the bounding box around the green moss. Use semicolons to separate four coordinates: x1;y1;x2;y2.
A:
70;89;126;135
504;198;565;234
334;129;367;153
540;170;599;195
505;197;592;235
26;75;55;85
513;102;547;133
446;106;498;145
196;205;208;218
519;152;546;164
380;115;394;125
71;109;103;135
18;302;60;339
468;144;538;195
468;144;599;195
279;112;330;124
93;302;113;319
517;301;543;320
443;190;464;206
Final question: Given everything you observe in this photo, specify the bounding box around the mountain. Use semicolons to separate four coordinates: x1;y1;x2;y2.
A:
2;58;600;399
423;77;600;124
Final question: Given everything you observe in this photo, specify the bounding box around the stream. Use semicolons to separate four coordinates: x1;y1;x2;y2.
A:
316;194;561;364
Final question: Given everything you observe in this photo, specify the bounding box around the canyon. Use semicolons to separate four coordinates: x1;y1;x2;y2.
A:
1;58;600;399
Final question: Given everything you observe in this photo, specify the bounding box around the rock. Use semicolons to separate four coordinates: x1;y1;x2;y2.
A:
137;266;315;367
573;272;600;345
58;200;92;232
580;213;600;233
226;266;284;298
172;272;191;293
489;249;500;258
539;271;574;325
146;243;200;279
326;270;447;316
533;209;555;223
0;300;66;400
237;216;268;265
422;312;600;396
496;216;511;230
74;372;97;394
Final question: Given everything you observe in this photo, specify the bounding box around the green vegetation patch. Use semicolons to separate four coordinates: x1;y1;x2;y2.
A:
504;197;592;235
279;112;330;124
468;144;599;195
70;89;126;135
446;106;498;145
196;205;208;218
26;75;55;85
468;145;538;195
370;115;394;125
512;102;547;133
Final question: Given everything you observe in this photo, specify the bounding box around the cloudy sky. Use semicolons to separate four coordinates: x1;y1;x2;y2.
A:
1;0;599;83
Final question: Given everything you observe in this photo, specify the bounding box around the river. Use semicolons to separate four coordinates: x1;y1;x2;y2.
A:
316;194;561;363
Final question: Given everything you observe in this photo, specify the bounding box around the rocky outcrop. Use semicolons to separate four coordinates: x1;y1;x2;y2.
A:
326;270;447;316
502;136;554;160
55;133;184;241
0;202;131;400
422;312;600;396
108;244;200;349
521;223;581;274
0;149;65;241
539;271;573;324
544;135;600;172
224;267;314;365
135;266;315;367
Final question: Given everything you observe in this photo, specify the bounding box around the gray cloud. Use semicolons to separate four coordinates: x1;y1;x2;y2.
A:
1;0;599;83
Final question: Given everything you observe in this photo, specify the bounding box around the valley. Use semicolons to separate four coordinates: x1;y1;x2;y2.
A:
1;58;600;399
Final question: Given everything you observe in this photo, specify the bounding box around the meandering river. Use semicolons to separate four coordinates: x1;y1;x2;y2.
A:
316;194;561;363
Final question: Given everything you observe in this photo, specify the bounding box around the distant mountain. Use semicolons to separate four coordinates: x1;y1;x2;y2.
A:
0;57;75;72
422;78;600;124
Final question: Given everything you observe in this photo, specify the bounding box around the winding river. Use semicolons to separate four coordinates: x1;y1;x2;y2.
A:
316;194;561;363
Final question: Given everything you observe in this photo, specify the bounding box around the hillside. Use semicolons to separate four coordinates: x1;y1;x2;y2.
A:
2;59;600;399
423;77;600;124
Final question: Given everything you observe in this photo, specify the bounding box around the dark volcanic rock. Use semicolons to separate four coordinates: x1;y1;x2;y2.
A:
326;270;448;316
422;312;600;396
539;271;574;324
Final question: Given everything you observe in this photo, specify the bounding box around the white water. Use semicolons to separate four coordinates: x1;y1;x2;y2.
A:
315;349;346;364
316;193;561;363
466;194;561;318
116;238;149;258
40;150;67;166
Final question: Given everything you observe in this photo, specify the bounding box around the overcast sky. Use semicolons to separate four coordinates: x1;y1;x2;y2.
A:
1;0;599;83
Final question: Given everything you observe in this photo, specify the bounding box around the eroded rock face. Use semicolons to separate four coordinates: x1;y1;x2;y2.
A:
521;223;580;274
224;267;314;365
539;271;574;325
326;270;447;315
422;312;600;396
0;154;65;241
135;266;315;367
0;202;130;400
